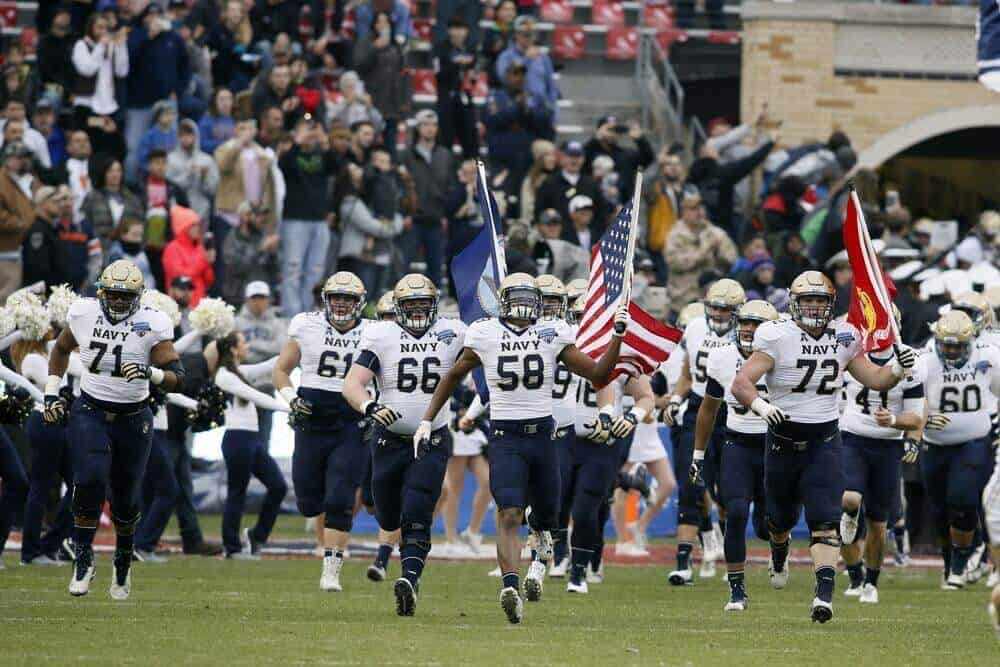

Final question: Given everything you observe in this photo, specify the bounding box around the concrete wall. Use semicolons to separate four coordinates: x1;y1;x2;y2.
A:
739;2;1000;165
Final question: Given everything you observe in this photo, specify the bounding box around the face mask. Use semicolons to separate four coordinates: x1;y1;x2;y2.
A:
121;240;142;255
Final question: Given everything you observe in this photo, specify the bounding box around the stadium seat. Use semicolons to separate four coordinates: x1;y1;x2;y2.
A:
707;31;741;45
606;26;638;61
551;25;585;60
540;0;574;23
413;18;433;43
0;3;17;29
469;72;489;100
643;3;675;32
655;28;688;56
592;1;625;28
20;27;38;55
411;68;438;98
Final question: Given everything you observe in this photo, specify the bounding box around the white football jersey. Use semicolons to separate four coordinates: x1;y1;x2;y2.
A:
978;329;1000;415
657;346;688;423
464;317;574;421
69;298;173;404
573;375;622;437
917;343;1000;446
752;318;862;424
682;316;732;398
706;342;767;435
551;323;579;429
288;311;367;394
841;350;926;440
359;318;467;434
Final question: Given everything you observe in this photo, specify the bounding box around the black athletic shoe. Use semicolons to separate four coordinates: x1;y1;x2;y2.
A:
394;578;417;617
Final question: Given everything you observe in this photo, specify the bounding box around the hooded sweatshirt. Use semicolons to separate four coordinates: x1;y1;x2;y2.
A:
136;100;179;177
167;119;220;222
162;205;214;306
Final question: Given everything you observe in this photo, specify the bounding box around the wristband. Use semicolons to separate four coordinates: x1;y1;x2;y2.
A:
149;367;165;385
750;397;770;416
693;449;705;461
279;386;297;403
600;405;615;417
45;375;62;396
630;407;647;423
890;414;897;427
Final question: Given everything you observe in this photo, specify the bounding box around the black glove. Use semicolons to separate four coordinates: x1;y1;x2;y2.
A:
290;396;313;417
901;438;920;464
689;458;703;486
365;401;401;428
43;394;68;425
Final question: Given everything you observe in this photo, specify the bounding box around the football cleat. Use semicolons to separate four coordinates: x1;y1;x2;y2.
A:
768;556;789;589
548;557;569;578
367;562;387;582
840;512;859;546
811;597;833;623
567;577;589;594
225;549;260;561
534;530;554;563
321;555;343;592
943;572;965;590
394;578;417;616
724;590;749;612
524;560;546;601
500;586;523;624
668;568;693;586
109;553;132;601
844;583;863;597
133;549;168;564
69;545;95;597
965;544;989;583
59;538;76;561
699;558;717;579
859;583;879;604
587;561;604;584
243;528;262;557
893;551;911;568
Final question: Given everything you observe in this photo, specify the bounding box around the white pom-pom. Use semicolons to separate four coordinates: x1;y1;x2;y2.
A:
189;297;236;339
141;289;182;327
0;307;15;338
6;288;44;311
10;296;51;341
46;284;79;328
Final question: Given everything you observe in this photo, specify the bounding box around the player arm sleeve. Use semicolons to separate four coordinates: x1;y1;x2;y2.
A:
354;350;380;373
704;377;725;400
216;368;290;413
650;369;668;396
356;324;382;373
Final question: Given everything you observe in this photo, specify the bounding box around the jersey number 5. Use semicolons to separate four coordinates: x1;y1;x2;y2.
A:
792;359;839;395
497;354;544;391
89;342;123;377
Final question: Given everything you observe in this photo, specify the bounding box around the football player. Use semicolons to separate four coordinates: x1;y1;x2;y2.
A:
45;260;185;599
414;273;627;624
732;271;915;623
985;416;1000;636
273;272;369;593
916;310;1000;590
690;299;779;611
376;291;396;321
838;305;925;604
343;274;466;616
663;280;746;584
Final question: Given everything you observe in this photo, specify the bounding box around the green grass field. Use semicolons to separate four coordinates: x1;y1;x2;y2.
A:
3;536;999;667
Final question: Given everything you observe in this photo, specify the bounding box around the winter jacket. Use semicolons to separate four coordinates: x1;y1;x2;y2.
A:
197;113;235;155
135;102;179;178
354;37;408;120
535;171;608;237
162;205;214;306
107;241;157;290
400;143;454;223
213;139;277;227
37;33;75;101
353;0;413;41
79;187;144;261
583;135;655;200
278;144;339;222
221;223;279;305
167;119;220;222
235;305;287;369
495;44;558;117
326;97;384;133
338;195;403;265
126;17;191;109
21;216;73;288
483;87;554;175
0;170;38;252
687;139;774;238
663;219;737;313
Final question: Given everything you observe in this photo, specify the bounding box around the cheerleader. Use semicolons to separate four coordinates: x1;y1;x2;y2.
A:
210;332;289;559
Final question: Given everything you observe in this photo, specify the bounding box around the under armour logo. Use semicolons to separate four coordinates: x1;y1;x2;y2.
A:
495;429;505;437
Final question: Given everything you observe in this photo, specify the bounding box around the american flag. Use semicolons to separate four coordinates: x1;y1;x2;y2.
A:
576;201;682;384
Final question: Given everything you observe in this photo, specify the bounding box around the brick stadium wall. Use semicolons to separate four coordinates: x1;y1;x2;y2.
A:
738;2;999;163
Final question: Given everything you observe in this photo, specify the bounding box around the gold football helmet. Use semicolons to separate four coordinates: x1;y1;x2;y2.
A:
536;274;568;320
735;299;779;356
677;302;705;329
322;271;366;326
393;273;438;334
979;210;1000;240
704;278;746;336
499;273;541;323
97;259;145;322
934;310;975;369
566;278;588;303
789;270;835;330
569;294;586;324
951;291;992;335
375;291;396;321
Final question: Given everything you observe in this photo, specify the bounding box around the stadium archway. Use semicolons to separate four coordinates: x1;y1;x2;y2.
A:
857;105;1000;169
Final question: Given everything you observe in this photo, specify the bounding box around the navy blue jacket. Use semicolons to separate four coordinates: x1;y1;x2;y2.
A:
483;87;554;173
126;26;191;109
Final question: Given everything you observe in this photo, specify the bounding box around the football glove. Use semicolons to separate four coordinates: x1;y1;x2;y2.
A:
120;362;150;382
925;414;950;430
610;411;639;438
585;413;613;444
890;344;916;378
413;420;432;459
901;438;920;465
688;458;703;486
750;397;787;427
663;395;683;426
289;396;314;417
364;400;401;428
43;394;67;425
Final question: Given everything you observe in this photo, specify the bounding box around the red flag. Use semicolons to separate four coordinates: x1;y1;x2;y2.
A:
843;191;898;352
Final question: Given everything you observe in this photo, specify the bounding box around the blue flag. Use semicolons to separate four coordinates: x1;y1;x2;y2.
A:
450;163;506;400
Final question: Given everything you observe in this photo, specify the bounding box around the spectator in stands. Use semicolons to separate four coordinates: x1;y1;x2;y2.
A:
44;129;90;221
764;130;855;192
584;117;654;200
346;119;377;165
222;202;280;305
0;142;39;297
177;13;214;111
663;187;737;316
0;43;40;112
743;252;780;302
496;15;558;120
80;155;143;266
290;55;329;122
640;146;685;282
536;140;607;231
337;160;405;290
72;11;129;161
167;119;220;223
774;231;815;289
761;174;808;256
532;210;590;283
250;4;301;59
435;0;483;47
482;0;517;89
504;220;539;276
199;88;236;155
33;101;65;170
209;0;257;93
327;71;384;136
400;110;453;288
355;11;409;158
484;62;554;198
214;118;279;232
37;6;75;113
136;101;180;180
279;118;341;316
253;63;300;124
140;149;189;286
163;205;215;307
22;186;71;289
434;16;479;160
328;126;352;163
255;105;285;149
354;0;414;43
731;233;768;281
564;194;604;250
125;4;190;180
519;139;556;225
445;158;484;262
2;100;51;168
107;216;157;289
53;184;100;290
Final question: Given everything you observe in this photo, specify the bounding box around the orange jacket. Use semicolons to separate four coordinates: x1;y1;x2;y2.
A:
162;205;214;306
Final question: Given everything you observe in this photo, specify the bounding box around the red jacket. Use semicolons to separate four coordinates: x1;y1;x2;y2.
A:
162;205;214;306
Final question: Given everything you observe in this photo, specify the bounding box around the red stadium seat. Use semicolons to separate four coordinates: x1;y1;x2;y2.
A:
410;68;437;97
606;26;638;60
540;0;573;23
642;3;674;32
655;28;688;56
551;25;585;60
412;18;433;43
470;72;489;100
707;31;741;45
20;28;38;55
0;3;17;29
591;1;625;28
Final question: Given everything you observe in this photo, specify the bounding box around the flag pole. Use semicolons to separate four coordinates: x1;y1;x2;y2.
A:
621;170;643;308
477;160;507;282
851;188;902;343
